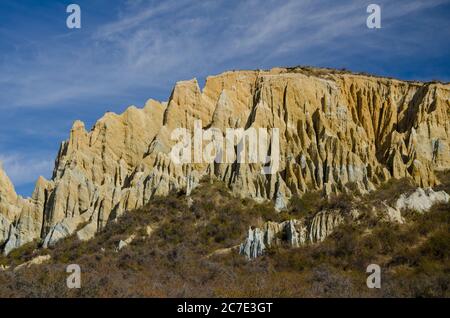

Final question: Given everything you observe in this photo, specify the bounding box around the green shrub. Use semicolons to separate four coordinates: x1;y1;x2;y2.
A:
420;229;450;260
5;240;40;265
288;191;322;218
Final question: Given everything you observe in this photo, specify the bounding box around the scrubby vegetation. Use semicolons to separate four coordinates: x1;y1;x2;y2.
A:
0;176;448;297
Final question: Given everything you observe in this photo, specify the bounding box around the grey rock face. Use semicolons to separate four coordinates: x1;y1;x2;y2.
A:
308;209;344;243
239;227;266;259
239;219;308;259
3;221;37;256
3;227;19;256
286;220;307;247
43;213;90;248
0;214;12;246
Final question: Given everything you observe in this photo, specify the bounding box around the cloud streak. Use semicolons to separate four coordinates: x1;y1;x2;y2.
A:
0;153;53;187
1;0;448;110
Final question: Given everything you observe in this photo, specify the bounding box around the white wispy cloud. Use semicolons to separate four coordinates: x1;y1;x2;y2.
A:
0;153;53;187
1;0;448;110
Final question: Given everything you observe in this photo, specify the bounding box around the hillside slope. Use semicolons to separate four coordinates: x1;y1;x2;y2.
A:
0;174;449;297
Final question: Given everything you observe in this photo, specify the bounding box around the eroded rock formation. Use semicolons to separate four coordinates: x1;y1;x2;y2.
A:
239;186;449;259
1;67;449;254
239;219;308;259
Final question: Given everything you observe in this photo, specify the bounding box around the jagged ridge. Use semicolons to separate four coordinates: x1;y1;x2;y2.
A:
0;66;449;254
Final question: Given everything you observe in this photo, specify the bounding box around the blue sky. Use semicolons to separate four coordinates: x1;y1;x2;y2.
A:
0;0;449;197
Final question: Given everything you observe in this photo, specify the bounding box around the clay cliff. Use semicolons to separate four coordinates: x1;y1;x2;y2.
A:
1;66;449;254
